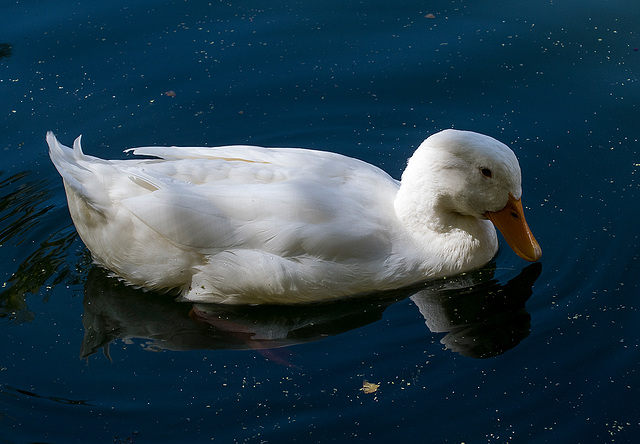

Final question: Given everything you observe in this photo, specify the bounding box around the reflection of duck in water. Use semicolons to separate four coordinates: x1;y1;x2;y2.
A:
81;263;541;362
48;130;540;304
411;262;541;359
80;267;402;361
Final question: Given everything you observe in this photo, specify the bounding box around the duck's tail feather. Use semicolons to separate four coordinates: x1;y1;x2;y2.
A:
47;132;111;213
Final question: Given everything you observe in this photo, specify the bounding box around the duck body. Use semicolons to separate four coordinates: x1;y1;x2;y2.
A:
47;129;541;304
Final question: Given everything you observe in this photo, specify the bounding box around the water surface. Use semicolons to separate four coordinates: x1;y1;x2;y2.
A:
1;1;639;442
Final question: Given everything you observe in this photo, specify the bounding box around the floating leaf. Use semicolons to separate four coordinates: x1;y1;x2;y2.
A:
164;90;176;97
361;380;380;394
425;13;436;19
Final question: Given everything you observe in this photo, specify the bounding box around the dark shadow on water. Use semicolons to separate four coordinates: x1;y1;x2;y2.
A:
81;263;542;362
0;383;92;406
0;170;84;324
0;43;12;61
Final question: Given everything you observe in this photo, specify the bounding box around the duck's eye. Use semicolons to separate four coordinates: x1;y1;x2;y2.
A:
480;168;493;178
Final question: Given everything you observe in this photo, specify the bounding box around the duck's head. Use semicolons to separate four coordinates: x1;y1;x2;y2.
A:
398;129;542;262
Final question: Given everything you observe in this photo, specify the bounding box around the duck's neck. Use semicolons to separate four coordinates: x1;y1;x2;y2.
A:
393;181;498;275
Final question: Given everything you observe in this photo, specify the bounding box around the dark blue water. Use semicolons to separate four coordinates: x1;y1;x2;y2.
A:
2;0;639;442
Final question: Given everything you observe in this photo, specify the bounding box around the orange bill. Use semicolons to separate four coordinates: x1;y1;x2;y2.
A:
485;194;542;262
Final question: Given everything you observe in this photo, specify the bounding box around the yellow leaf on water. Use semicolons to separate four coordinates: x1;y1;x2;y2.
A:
361;380;380;394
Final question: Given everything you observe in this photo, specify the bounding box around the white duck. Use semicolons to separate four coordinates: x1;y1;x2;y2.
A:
47;129;541;304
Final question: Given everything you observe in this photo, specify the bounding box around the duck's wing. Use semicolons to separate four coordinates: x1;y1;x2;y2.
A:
120;147;400;260
126;144;282;163
120;186;238;251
